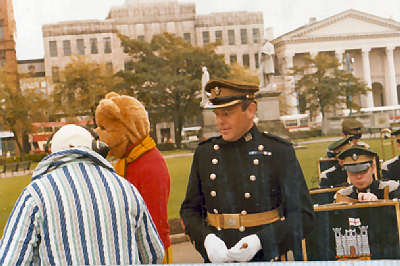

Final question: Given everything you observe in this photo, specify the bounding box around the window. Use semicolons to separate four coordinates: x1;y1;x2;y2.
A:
240;29;248;44
63;40;71;56
104;37;112;53
397;85;400;105
215;30;222;42
229;54;237;64
124;60;134;71
0;26;3;39
228;30;235;45
0;50;5;67
243;54;249;67
49;41;57;57
252;28;260;43
52;66;59;81
202;31;209;44
255;53;259;68
76;39;85;55
183;33;191;43
160;128;171;143
104;37;111;54
90;38;98;54
106;62;113;72
137;35;145;41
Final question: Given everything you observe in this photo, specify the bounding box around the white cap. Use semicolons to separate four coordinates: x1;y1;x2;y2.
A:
51;124;93;153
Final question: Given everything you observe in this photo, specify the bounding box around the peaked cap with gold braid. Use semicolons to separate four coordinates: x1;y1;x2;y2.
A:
204;79;259;109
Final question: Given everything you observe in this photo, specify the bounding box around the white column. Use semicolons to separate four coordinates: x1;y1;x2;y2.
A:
361;47;374;107
309;51;318;58
335;49;344;70
309;51;319;74
335;50;347;113
284;52;298;115
385;46;398;106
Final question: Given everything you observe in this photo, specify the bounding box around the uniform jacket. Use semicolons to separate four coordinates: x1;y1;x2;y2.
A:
382;156;400;181
336;179;400;200
319;163;348;188
124;147;171;249
0;148;164;265
180;125;315;262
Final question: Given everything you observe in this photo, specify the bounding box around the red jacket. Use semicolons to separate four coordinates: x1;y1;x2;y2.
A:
125;147;171;249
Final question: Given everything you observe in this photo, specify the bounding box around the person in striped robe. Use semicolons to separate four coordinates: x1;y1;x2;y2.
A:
0;124;164;265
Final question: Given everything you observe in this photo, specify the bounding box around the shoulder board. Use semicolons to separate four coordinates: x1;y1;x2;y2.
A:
198;136;220;145
262;131;292;145
382;156;399;171
378;180;400;192
322;165;337;175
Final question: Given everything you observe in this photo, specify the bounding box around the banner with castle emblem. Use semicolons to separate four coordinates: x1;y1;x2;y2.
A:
305;201;400;260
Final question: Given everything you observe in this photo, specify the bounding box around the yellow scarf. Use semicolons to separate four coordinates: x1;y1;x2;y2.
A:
114;135;156;177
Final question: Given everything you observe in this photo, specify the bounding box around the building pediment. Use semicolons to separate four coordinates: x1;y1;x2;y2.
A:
275;9;400;42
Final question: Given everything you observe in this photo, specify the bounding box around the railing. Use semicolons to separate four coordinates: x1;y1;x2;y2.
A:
0;161;31;177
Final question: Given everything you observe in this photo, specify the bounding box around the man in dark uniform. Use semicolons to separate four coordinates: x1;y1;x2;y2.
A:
319;137;353;188
180;79;315;262
382;129;400;180
335;147;400;202
341;117;369;148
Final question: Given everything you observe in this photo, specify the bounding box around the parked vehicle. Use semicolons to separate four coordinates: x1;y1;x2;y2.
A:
280;114;311;132
29;120;93;153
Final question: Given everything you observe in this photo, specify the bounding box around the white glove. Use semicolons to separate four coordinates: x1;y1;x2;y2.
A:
204;234;231;263
227;234;262;262
358;192;378;201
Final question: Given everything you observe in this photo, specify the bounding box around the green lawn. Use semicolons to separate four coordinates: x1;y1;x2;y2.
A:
0;174;31;236
0;138;396;236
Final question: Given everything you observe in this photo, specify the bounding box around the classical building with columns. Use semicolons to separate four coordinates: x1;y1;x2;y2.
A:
273;9;400;115
42;0;264;84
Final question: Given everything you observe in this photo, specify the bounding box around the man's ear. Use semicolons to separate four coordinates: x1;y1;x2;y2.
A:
246;102;257;118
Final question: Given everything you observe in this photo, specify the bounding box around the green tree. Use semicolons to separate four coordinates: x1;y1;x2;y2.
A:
292;54;369;119
51;56;120;122
116;32;230;148
227;63;259;84
0;68;49;158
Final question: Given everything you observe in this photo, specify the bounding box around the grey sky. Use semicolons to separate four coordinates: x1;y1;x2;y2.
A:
13;0;400;60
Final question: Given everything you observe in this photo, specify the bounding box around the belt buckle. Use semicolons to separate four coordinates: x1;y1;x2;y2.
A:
222;214;240;229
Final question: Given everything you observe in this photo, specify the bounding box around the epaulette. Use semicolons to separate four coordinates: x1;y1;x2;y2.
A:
382;156;399;171
198;136;220;145
262;131;292;146
378;180;400;192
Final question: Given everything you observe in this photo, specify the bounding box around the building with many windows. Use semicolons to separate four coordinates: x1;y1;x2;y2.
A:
42;0;264;83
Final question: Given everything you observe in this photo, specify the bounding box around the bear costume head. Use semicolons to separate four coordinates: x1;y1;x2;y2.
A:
95;92;150;158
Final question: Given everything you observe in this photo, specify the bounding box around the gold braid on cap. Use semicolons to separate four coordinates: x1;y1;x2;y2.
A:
210;94;255;105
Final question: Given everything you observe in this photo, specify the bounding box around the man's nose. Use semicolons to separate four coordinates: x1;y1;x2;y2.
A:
353;172;362;178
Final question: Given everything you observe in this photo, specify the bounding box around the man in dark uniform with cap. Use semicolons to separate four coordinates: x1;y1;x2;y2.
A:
382;129;400;180
335;146;400;202
319;137;353;188
180;79;315;262
341;117;369;148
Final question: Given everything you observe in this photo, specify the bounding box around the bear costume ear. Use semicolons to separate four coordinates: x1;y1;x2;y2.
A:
105;91;120;100
96;98;122;121
96;92;150;145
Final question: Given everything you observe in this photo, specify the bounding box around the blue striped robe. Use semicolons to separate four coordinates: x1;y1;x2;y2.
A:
0;148;164;265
